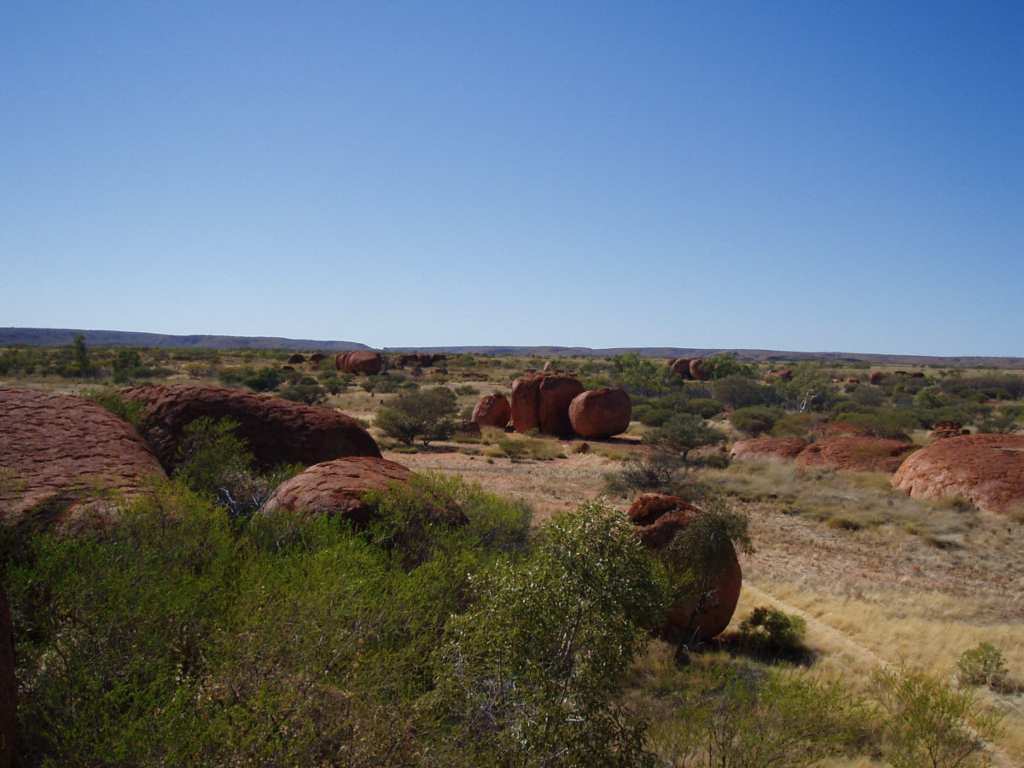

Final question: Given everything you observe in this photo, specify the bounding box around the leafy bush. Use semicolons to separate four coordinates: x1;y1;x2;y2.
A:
275;382;326;405
712;375;767;409
431;501;665;766
738;606;807;651
375;387;458;445
643;414;726;462
728;406;785;436
648;662;869;767
604;453;681;495
956;643;1015;692
872;662;1005;768
701;354;756;380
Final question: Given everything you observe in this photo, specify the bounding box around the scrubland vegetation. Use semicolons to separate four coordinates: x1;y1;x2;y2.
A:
3;338;1024;765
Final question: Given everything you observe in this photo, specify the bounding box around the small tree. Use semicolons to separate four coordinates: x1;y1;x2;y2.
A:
375;387;457;445
643;413;725;463
73;333;91;377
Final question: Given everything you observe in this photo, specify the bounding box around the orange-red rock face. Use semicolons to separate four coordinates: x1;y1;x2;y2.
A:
892;433;1024;515
568;388;632;439
122;384;381;470
0;387;167;531
471;393;512;429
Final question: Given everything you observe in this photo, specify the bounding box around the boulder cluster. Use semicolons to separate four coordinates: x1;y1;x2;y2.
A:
665;357;709;381
392;353;447;369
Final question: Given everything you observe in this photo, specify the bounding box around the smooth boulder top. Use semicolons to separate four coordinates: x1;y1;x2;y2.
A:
471;393;512;429
568;388;632;439
795;437;918;473
730;438;808;462
122;384;381;471
892;433;1024;515
0;387;166;531
262;456;413;524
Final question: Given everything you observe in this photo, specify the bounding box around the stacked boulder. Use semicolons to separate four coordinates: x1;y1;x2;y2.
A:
627;494;742;645
930;421;969;440
510;374;584;436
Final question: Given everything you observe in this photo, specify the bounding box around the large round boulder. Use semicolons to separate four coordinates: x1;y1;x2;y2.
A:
1;582;16;768
511;374;584;436
670;358;693;379
471;393;512;429
568;388;632;439
537;376;585;436
626;494;742;645
730;438;807;462
262;457;414;524
0;388;167;531
121;384;381;471
689;357;709;381
335;350;384;375
285;353;306;365
795;437;918;473
892;434;1024;515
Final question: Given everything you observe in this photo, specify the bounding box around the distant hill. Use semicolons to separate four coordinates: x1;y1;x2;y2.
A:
2;328;1022;368
0;328;370;353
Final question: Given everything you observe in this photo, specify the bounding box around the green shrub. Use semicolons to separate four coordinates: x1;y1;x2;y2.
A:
872;662;1005;768
643;414;726;462
375;387;458;445
956;643;1012;690
739;606;807;651
728;406;785;436
431;501;664;766
604;453;680;495
712;375;767;409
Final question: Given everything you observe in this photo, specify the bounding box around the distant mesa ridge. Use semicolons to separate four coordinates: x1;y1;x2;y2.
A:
0;328;370;353
1;328;1021;367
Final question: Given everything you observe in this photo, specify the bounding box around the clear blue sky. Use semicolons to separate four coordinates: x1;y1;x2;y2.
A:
2;1;1022;356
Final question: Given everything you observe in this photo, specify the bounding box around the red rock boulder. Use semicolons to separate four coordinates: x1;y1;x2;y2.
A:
689;357;709;381
670;358;693;379
892;434;1024;515
568;388;632;439
121;384;380;471
537;376;586;436
262;457;414;524
510;374;545;433
309;353;326;363
765;368;793;382
1;582;16;768
930;421;968;440
730;438;807;462
627;494;742;644
869;372;887;385
796;437;918;473
472;393;512;429
0;388;167;532
335;351;384;375
286;353;305;365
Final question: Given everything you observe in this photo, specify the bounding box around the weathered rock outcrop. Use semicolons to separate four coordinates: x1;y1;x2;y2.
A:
511;374;584;436
285;353;305;365
0;388;167;531
892;434;1024;515
730;438;807;462
669;358;693;379
796;437;918;473
765;368;793;382
335;351;384;375
689;357;709;381
568;388;632;439
122;384;380;471
626;494;742;644
262;457;413;524
1;582;17;768
869;372;887;385
471;393;512;429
